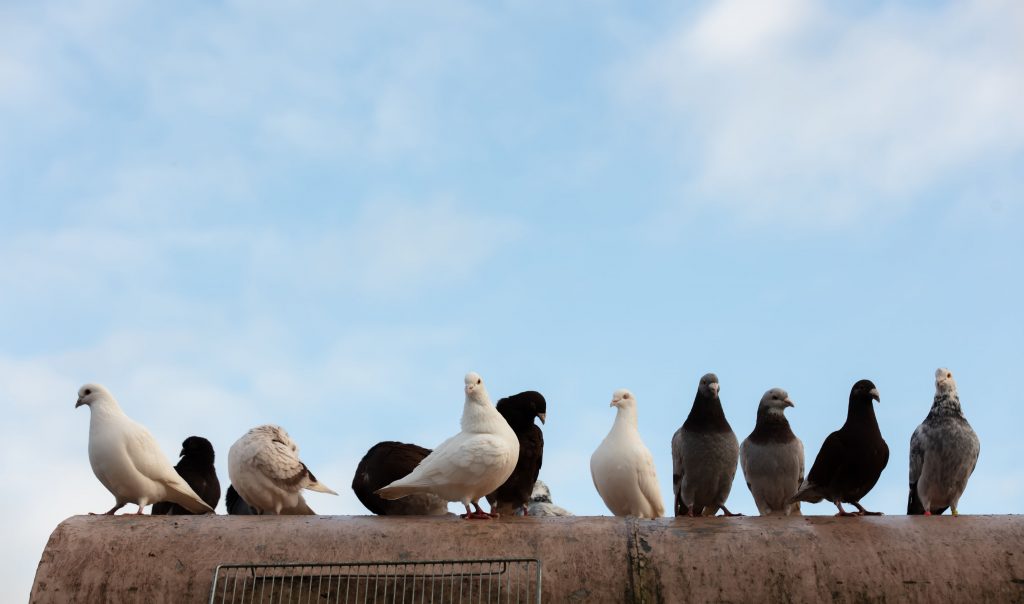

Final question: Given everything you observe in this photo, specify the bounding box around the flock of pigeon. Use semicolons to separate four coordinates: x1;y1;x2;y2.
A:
75;367;979;520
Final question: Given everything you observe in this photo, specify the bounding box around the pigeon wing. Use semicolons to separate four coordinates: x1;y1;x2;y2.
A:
252;438;320;492
637;448;665;518
670;427;687;516
907;423;927;514
122;425;213;513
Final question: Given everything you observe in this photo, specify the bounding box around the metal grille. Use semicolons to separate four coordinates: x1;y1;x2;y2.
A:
208;559;541;604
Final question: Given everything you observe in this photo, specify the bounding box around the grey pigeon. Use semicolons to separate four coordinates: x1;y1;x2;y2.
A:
908;368;980;516
515;480;573;517
790;379;888;516
740;388;804;516
672;373;740;516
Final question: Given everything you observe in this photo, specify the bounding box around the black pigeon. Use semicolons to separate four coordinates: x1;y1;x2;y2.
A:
352;441;449;515
224;484;257;515
790;379;889;516
151;436;221;515
486;391;547;516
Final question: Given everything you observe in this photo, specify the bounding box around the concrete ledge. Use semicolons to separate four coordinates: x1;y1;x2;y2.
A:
31;515;1024;603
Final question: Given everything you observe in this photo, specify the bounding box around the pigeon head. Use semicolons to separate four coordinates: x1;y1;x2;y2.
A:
934;368;957;395
758;388;795;413
463;372;490;405
496;391;547;427
180;436;216;464
610;388;636;409
75;383;115;409
697;373;721;400
850;379;881;405
530;480;552;503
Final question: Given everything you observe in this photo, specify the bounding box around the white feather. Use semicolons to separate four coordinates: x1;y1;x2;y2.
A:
376;372;520;511
228;424;338;515
77;384;213;514
590;389;664;518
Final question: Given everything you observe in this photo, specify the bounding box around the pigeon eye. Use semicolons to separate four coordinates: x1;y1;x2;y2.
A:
84;389;92;395
946;373;952;379
476;378;481;385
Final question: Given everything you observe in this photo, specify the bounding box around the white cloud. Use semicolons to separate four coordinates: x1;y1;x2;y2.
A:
623;0;1024;228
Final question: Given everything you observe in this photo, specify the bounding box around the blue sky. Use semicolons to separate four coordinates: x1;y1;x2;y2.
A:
2;0;1023;600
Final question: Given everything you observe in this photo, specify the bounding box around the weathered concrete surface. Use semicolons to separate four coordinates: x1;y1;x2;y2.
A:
31;515;1024;603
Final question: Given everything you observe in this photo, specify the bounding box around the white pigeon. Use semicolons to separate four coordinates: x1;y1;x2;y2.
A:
590;389;664;518
75;383;214;515
375;372;520;519
227;424;338;515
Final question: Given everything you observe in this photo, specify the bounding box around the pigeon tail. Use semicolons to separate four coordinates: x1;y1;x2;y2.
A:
305;481;338;495
281;499;316;515
164;485;215;514
374;484;422;500
789;481;824;504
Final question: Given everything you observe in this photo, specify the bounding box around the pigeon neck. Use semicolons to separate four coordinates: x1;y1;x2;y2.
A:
927;391;965;419
748;408;795;444
90;399;128;421
461;398;504;434
683;394;731;433
845;397;879;428
612;405;639;431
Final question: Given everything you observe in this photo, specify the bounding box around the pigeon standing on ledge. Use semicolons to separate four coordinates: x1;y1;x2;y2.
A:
352;441;449;515
908;368;980;516
487;391;547;516
375;372;519;520
740;388;804;516
152;436;221;515
228;424;338;515
76;384;214;515
672;373;741;517
790;379;888;516
516;480;573;517
591;389;664;518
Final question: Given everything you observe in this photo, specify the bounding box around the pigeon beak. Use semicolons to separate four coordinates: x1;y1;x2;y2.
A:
784;398;795;408
870;388;880;402
537;412;546;424
75;398;85;408
609;399;619;408
710;382;720;396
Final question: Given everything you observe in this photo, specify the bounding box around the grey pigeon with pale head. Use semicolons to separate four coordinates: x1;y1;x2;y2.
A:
740;388;804;516
908;368;980;516
671;373;741;516
515;480;573;517
228;424;338;515
590;389;664;518
375;372;520;520
76;384;214;515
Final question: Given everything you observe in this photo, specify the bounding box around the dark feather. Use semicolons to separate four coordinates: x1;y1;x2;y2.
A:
793;380;888;507
487;391;546;515
352;441;446;515
224;484;257;515
152;436;221;515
